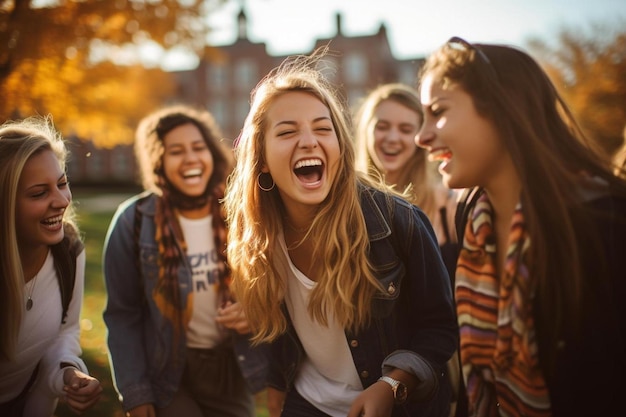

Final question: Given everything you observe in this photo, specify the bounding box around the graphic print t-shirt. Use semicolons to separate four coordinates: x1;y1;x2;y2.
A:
179;215;224;348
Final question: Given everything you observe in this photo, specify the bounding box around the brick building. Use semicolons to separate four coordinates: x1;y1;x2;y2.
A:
174;8;424;141
68;8;424;185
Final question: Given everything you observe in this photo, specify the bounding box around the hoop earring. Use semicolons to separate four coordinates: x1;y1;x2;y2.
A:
257;172;275;192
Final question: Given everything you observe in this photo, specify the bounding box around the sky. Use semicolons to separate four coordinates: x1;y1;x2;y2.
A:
173;0;625;68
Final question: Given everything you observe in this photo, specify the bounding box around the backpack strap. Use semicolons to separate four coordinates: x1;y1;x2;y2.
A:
446;186;482;412
454;187;482;247
51;223;84;324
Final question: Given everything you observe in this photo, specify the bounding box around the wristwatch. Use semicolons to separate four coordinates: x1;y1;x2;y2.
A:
378;375;408;404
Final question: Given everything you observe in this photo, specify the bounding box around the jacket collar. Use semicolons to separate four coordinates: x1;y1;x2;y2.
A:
359;184;392;242
135;191;157;217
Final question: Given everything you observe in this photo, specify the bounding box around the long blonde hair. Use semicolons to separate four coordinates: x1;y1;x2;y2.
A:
225;50;384;343
0;115;78;360
354;83;437;219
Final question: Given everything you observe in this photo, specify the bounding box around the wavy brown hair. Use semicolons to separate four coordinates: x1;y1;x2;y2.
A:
225;49;384;343
419;40;626;371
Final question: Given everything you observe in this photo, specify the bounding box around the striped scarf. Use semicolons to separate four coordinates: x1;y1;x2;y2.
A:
456;192;551;416
153;181;231;344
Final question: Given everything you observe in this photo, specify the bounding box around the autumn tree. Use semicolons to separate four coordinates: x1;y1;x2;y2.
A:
0;0;227;147
527;20;626;156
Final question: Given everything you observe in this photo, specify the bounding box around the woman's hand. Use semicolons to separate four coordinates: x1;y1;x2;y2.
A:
216;301;252;334
267;387;286;417
61;367;103;414
125;403;156;417
347;379;395;417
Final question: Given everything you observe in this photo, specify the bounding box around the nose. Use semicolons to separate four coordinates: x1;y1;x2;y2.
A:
184;147;200;162
298;129;318;149
415;124;434;149
385;127;401;142
52;187;71;209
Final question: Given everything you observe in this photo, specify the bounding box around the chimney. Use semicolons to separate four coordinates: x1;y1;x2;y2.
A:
336;12;342;36
237;8;247;40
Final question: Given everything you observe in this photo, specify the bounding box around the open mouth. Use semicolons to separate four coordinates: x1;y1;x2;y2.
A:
41;214;63;228
294;158;324;184
428;148;452;162
380;147;401;156
183;168;202;179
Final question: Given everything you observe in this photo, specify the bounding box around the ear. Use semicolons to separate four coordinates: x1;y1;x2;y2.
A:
261;163;269;173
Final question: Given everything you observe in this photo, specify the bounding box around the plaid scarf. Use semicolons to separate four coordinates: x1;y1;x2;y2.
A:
153;179;231;343
456;192;551;416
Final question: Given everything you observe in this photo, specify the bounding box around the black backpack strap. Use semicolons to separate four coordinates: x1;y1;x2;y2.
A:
454;187;482;247
51;224;84;324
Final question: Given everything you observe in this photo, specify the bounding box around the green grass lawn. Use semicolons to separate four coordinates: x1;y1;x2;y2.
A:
53;190;268;417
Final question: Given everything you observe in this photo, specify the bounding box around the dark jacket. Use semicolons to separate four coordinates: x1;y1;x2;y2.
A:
267;185;459;417
455;186;626;417
103;193;267;411
538;191;626;416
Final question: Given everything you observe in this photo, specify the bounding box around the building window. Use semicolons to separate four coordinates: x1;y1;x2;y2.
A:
235;58;258;92
208;64;228;93
208;99;228;127
347;88;367;110
85;151;103;179
235;97;250;129
112;149;132;180
317;56;339;83
398;64;418;87
343;52;368;84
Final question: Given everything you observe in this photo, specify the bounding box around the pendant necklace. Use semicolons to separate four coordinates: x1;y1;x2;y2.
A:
284;218;310;234
26;273;38;311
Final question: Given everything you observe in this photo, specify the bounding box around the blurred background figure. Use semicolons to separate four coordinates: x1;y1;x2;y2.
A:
354;83;458;280
103;105;264;417
0;116;102;417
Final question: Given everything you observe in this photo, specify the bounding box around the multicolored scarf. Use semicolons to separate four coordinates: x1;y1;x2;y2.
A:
456;192;551;416
153;179;231;343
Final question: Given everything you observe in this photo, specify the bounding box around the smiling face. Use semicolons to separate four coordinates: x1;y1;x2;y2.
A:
368;99;420;184
16;149;71;253
262;91;341;216
162;122;214;197
416;74;511;190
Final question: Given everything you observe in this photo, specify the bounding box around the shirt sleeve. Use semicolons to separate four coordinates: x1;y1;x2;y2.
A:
41;249;88;396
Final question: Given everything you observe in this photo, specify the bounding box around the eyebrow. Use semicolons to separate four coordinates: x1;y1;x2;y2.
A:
424;96;450;107
165;139;205;148
273;116;331;129
26;173;66;191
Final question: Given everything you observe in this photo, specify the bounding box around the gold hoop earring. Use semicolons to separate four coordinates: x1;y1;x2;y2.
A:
257;172;275;192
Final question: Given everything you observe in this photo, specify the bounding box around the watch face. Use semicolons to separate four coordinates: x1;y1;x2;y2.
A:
395;382;408;404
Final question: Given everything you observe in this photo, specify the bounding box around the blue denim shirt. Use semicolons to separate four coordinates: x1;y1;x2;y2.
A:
103;193;267;412
267;185;459;417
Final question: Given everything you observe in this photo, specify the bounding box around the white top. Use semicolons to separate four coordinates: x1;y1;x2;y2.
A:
279;234;362;417
0;248;87;416
179;215;223;348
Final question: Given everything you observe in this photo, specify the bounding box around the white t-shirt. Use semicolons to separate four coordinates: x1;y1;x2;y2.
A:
0;248;87;415
279;234;363;417
179;215;224;348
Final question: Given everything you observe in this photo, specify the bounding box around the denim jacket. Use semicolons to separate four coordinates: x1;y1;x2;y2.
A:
103;193;267;412
267;185;459;417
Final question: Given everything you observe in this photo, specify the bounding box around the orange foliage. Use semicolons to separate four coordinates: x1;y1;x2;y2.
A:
528;22;626;155
2;54;175;148
0;0;227;148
